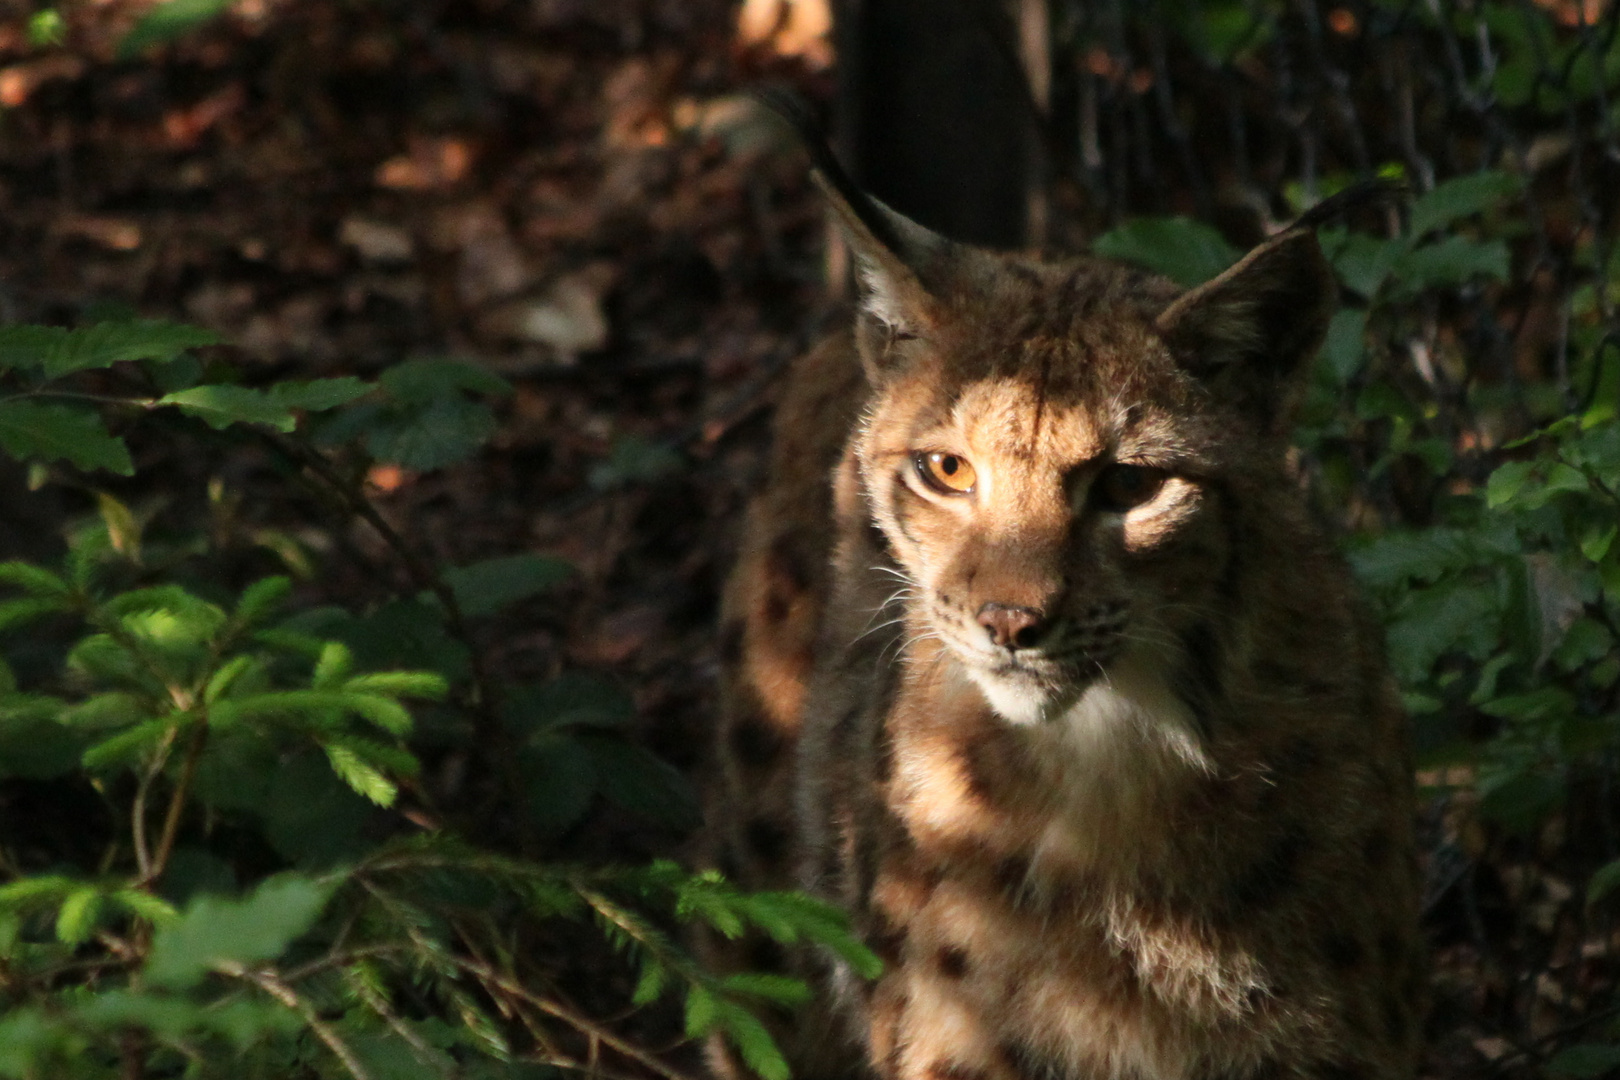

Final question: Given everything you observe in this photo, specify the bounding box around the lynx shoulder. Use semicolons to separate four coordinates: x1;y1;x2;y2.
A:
704;134;1423;1080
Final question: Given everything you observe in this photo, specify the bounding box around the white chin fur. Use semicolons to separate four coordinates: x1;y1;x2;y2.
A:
966;652;1210;768
965;667;1051;726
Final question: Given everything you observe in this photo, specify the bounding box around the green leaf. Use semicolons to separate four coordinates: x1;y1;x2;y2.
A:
0;562;71;598
1091;216;1241;287
683;984;719;1037
62;691;152;730
145;873;338;988
1548;1043;1620;1079
1392;236;1510;290
443;555;573;618
1581;523;1617;564
0;402;133;474
158;385;296;432
341;671;448;699
585;737;700;830
236;576;292;625
1323;230;1407;298
204;655;256;704
0;596;71;633
0;320;218;376
520;735;598;834
379;358;511;402
1486;461;1535;508
54;886;102;945
259;752;372;867
268;377;372;411
1319;309;1366;384
588;434;683;490
341;692;414;736
118;0;238;58
82;716;180;771
720;1002;792;1080
504;673;634;733
324;742;399;806
1589;858;1620;905
1407;171;1522;236
720;972;813;1006
313;641;354;689
365;396;499;470
111;888;179;924
97;491;143;563
631;958;668;1007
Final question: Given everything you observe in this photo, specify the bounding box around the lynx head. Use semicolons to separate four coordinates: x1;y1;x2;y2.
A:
820;175;1339;726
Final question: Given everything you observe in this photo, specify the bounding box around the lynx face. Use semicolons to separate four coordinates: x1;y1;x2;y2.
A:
856;333;1234;726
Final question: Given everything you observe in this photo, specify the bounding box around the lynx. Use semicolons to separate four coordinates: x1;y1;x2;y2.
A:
706;107;1423;1080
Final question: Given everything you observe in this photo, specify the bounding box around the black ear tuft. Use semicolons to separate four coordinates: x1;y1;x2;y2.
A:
1154;227;1338;434
1291;177;1409;232
752;87;957;359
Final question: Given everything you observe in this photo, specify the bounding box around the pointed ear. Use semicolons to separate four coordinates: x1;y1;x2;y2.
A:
1154;227;1337;435
813;173;951;343
753;87;955;372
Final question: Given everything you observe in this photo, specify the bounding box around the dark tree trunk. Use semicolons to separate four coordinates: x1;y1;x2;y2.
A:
833;0;1045;249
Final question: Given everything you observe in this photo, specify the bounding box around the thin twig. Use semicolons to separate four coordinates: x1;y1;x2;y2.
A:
452;955;696;1080
227;965;376;1080
141;718;208;886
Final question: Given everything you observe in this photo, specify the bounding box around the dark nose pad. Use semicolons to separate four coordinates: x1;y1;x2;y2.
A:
976;602;1047;649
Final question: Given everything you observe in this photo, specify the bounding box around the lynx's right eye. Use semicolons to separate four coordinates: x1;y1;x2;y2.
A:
915;452;977;495
1094;463;1167;512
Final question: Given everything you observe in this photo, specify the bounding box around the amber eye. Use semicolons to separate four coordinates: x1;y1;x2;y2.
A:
915;451;977;495
1094;464;1167;512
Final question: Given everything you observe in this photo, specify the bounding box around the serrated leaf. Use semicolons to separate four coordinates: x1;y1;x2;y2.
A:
0;402;133;474
683;984;719;1037
324;743;399;806
1393;236;1510;290
82;716;180;771
54;887;102;945
341;671;448;699
111;888;178;925
720;1002;791;1080
204;655;255;703
0;562;71;598
118;0;237;58
158;385;296;432
268;377;371;411
0;595;71;633
1324;230;1408;298
96;491;143;563
631;958;668;1006
443;554;573;617
341;692;413;736
313;641;353;689
235;576;292;625
0;320;218;376
365;396;498;470
1407;170;1522;236
379;358;510;402
146;874;337;988
1091;216;1241;287
720;972;813;1006
0;875;76;914
62;692;152;730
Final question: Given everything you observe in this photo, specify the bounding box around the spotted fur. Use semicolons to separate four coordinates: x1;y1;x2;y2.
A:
703;163;1423;1080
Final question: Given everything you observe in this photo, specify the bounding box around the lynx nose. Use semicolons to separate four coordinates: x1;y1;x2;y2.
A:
977;603;1047;649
